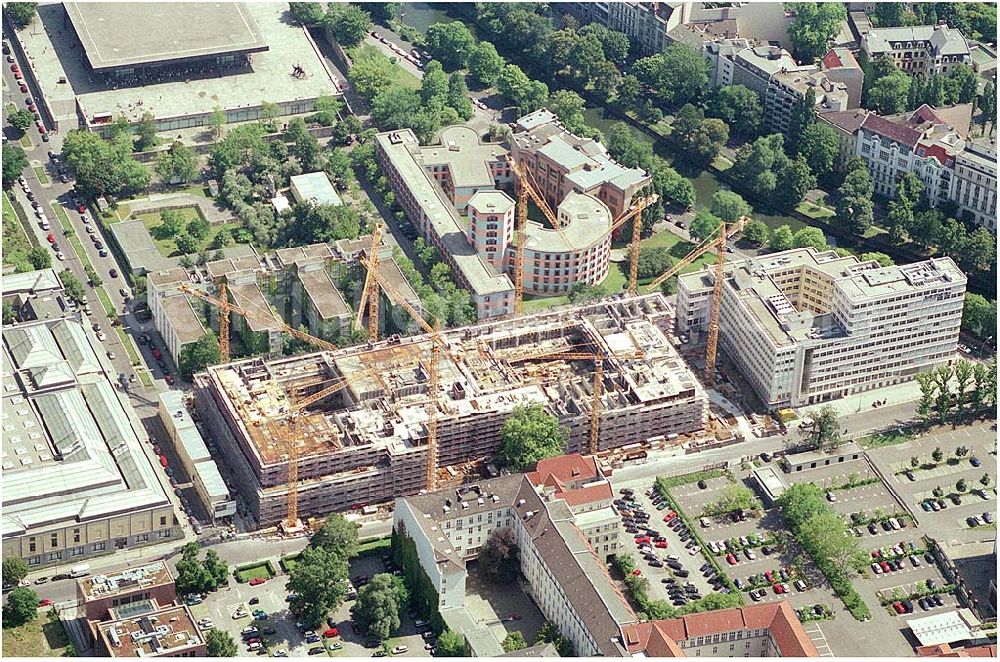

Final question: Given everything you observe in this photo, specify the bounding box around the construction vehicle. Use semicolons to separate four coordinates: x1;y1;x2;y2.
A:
647;216;749;385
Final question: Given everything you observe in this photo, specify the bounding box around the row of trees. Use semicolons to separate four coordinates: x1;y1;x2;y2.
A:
776;483;870;620
869;2;996;46
863;54;982;115
915;358;997;424
175;542;229;596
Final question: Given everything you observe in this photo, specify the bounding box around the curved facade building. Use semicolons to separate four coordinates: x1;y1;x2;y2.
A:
507;191;613;296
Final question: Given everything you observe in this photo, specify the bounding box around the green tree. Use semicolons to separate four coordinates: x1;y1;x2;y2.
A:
503;631;527;653
135;112;158;151
980;473;991;487
3;586;37;627
84;264;103;287
154;141;199;184
962;293;996;340
61;129;149;198
710;191;751;223
788;2;847;63
209;106;226;140
289;2;325;26
793;227;827;251
312;95;343;127
59;270;86;303
689;210;722;243
27;247;50;270
178;332;221;381
421;61;449;107
175;542;216;596
860;252;894;267
708;84;763;139
2;557;29;588
175;232;199;255
186;217;210;242
979;80;996;132
204;550;229;588
323;4;371;48
742;220;768;246
447;72;474;121
535;622;574;657
910;456;920;468
310;514;359;561
636;246;675;280
350;573;406;642
6;2;37;29
468;42;505;86
425;21;476;70
962;227;996;273
932;447;944;463
363;2;399;23
769;225;795;251
496;64;548;115
8;108;34;134
709;484;762;516
159;209;186;235
633;43;709;106
547;90;591;137
868;69;911;114
803;405;841;452
567;282;609;304
481;527;519;581
955;445;970;459
499;404;567;470
2;144;28;189
434;631;466;657
956;478;967;493
799;122;840;182
835;160;875;235
786;88;816;157
932;485;944;498
288;546;348;629
205;629;238;657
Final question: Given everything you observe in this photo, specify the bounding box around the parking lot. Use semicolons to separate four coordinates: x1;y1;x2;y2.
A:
188;555;429;658
614;483;718;604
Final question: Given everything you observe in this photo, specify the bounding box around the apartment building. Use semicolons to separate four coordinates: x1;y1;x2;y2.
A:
1;307;179;569
467;190;514;271
395;473;635;657
677;248;965;408
147;238;416;365
562;2;691;57
818;108;869;175
526;454;620;557
94;602;206;657
855;105;964;205
863;24;971;76
511;109;650;219
951;137;997;232
78;562;177;621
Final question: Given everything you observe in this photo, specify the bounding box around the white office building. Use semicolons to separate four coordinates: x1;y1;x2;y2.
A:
677;249;965;408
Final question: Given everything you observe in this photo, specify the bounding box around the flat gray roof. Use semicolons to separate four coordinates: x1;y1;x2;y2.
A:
65;2;267;71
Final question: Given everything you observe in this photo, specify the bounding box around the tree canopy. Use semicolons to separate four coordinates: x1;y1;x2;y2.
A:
206;630;238;657
323;4;371;48
178;332;221;381
788;3;847;63
499;405;567;470
3;586;37;627
61;129;150;199
6;2;37;29
350;573;409;643
633;43;709;106
288;546;348;629
310;514;359;561
2;144;28;190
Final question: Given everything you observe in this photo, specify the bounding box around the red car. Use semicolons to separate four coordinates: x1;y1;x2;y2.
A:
323;628;339;638
38;598;53;607
892;601;905;614
14;70;23;80
164;374;175;385
249;577;267;586
27;103;35;112
663;511;677;522
635;536;651;545
77;204;87;214
631;568;642;576
19;83;27;93
871;550;881;558
10;63;18;72
879;561;891;573
654;541;667;549
47;233;56;243
152;347;163;360
159;455;168;467
774;584;785;594
764;570;775;582
726;554;737;565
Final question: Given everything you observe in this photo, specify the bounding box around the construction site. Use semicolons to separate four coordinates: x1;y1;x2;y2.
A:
192;293;708;527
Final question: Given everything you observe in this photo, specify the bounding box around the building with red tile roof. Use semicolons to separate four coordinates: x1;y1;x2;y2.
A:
918;643;999;657
620;602;819;657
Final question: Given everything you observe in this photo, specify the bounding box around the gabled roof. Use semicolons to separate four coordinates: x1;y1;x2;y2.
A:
861;113;922;147
621;602;819;657
818;108;869;134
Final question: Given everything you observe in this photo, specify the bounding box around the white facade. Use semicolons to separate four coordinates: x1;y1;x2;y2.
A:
863;24;971;76
677;249;966;408
951;139;997;232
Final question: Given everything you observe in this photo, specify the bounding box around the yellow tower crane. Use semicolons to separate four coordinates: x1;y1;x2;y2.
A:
354;223;385;340
646;216;749;384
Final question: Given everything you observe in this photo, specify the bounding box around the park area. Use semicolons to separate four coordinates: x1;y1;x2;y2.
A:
137;206;239;258
1;609;72;658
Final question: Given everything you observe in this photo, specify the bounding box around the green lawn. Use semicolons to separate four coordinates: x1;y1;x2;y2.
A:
95;287;117;317
859;428;916;450
235;561;276;583
357;536;392;557
49;202;73;234
139;369;154;387
116;327;142;366
348;43;421;90
3;192;36;272
796;200;836;220
32;165;48;184
1;610;71;658
136;206;237;257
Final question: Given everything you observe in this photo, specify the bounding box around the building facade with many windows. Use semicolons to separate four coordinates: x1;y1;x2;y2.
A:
677;249;965;408
951;137;997;232
863;24;971;76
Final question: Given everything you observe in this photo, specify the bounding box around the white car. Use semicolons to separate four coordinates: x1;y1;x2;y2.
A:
55;251;65;261
826;492;837;502
96;330;107;341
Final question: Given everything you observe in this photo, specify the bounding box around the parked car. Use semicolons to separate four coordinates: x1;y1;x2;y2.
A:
249;577;267;586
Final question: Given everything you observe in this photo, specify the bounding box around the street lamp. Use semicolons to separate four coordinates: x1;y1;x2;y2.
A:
978;335;993;358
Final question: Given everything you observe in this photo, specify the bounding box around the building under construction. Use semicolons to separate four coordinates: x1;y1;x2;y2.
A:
193;293;707;526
